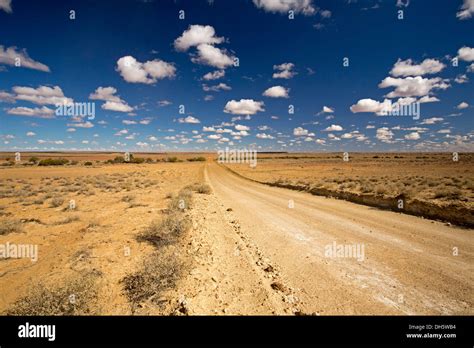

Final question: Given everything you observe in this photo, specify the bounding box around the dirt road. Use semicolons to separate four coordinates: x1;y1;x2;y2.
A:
204;163;473;315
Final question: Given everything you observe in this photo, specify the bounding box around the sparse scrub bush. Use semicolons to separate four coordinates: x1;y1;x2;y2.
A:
185;183;212;194
375;185;387;195
138;213;191;247
52;215;80;225
33;197;45;205
0;220;22;235
346;182;356;189
113;156;126;163
6;272;100;315
169;189;193;211
187;157;206;162
50;197;64;208
125;184;194;310
38;158;69;166
433;187;462;200
130;157;145;164
42;193;53;200
121;249;184;311
360;183;372;194
128;202;147;208
195;183;211;194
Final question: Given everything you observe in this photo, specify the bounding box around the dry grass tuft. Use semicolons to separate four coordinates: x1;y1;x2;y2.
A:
5;272;101;315
138;213;191;247
0;220;23;235
123;185;194;312
52;215;80;225
169;189;193;211
50;197;64;208
186;183;212;194
121;249;184;311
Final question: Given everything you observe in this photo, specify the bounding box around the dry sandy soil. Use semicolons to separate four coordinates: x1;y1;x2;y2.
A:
0;162;206;314
0;153;472;315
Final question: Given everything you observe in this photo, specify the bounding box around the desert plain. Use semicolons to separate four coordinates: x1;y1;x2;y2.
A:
0;152;472;315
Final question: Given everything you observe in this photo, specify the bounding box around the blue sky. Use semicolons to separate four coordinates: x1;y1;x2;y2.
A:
0;0;473;152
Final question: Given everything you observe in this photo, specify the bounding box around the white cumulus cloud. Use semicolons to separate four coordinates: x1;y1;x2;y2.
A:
253;0;316;15
390;58;445;77
457;0;474;20
178;116;201;124
457;101;469;109
420;117;443;125
203;82;231;92
256;133;274;139
458;46;474;62
89;86;133;113
0;46;49;71
224;99;265;115
7;106;55;118
350;98;391;113
116;56;176;84
191;44;235;69
175;25;235;69
0;0;12;13
203;70;225;80
174;25;224;51
235;124;250;131
376;127;394;142
323;124;343;132
321;106;334;113
12;85;72;105
378;76;450;98
293;127;308;136
263;85;289;98
273;62;296;79
405;132;420;140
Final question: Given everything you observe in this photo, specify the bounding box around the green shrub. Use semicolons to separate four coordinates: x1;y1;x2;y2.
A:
130;157;145;164
187;157;206;162
38;158;69;166
112;156;125;163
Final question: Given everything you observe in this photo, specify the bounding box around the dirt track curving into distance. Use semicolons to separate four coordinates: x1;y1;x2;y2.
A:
204;163;473;315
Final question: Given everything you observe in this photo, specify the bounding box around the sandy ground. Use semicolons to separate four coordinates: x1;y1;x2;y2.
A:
168;193;294;315
1;160;472;315
0;163;204;314
225;153;474;216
